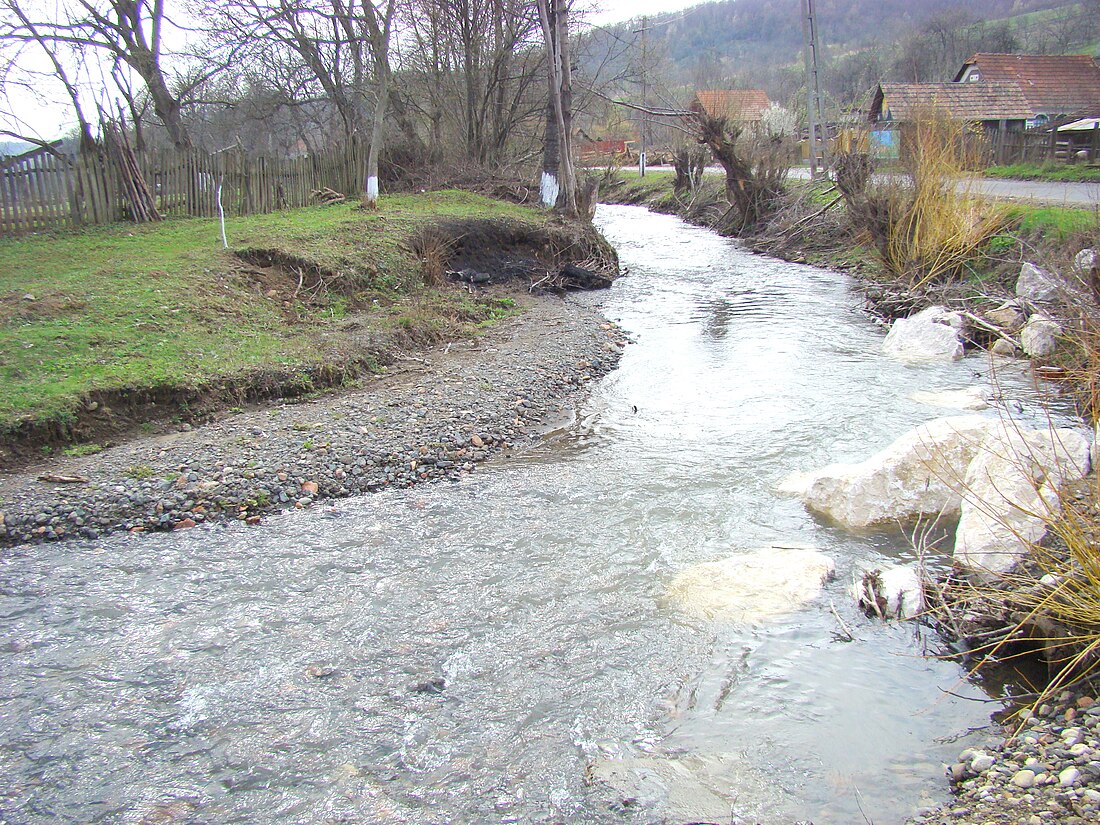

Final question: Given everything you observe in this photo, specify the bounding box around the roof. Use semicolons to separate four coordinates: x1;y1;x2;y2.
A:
872;82;1033;122
1058;117;1100;132
691;90;772;123
954;53;1100;118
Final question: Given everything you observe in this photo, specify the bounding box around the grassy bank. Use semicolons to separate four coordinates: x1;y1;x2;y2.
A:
987;162;1100;183
0;190;601;464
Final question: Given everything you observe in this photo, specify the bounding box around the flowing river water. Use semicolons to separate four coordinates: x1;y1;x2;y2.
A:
0;205;1078;824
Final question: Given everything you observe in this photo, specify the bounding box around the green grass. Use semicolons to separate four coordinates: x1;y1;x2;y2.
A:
1007;204;1100;239
987;163;1100;184
0;190;546;434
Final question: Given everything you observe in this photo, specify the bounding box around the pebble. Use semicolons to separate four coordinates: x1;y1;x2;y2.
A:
1013;769;1037;788
1058;766;1080;787
910;689;1100;825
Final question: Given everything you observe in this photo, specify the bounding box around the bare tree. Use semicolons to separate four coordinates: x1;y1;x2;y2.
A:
536;0;575;214
213;0;395;203
1;0;233;150
1;0;97;150
399;0;544;167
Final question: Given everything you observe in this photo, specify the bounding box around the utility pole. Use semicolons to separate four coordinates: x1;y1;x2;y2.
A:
801;0;828;179
639;15;648;177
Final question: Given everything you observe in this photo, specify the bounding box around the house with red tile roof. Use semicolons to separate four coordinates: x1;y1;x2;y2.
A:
954;53;1100;124
869;82;1033;132
690;90;772;124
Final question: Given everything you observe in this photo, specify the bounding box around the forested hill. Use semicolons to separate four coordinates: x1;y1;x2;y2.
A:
582;0;1099;107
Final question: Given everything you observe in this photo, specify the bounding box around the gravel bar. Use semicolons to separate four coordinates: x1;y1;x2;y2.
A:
0;290;626;548
908;689;1100;824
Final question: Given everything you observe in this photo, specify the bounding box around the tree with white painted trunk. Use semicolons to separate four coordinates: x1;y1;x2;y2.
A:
214;0;396;206
360;0;396;207
536;0;576;217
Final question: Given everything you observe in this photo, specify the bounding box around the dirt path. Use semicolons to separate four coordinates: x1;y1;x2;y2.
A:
0;289;626;547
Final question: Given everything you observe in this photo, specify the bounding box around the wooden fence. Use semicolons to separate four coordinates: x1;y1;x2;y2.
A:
0;144;368;236
975;125;1100;166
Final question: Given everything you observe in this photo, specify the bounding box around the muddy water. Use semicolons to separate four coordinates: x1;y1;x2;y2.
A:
0;205;1072;824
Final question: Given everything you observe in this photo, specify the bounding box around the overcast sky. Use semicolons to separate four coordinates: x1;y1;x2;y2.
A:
588;0;700;24
2;0;705;141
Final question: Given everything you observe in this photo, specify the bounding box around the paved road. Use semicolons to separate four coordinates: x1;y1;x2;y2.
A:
639;164;1098;206
785;165;1100;207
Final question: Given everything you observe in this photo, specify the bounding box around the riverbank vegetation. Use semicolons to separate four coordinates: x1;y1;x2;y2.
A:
0;190;615;467
987;163;1100;184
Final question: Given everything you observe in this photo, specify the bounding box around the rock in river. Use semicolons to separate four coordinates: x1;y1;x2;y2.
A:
882;306;965;362
910;386;989;410
954;423;1091;574
665;545;835;623
780;416;996;529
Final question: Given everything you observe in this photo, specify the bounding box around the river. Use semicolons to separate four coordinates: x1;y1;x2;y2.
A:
0;205;1070;824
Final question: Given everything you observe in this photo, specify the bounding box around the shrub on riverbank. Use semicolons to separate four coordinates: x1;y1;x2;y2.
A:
0;190;607;467
834;115;1010;289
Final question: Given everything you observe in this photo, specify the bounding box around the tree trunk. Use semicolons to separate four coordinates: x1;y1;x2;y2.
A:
536;0;576;216
364;60;391;208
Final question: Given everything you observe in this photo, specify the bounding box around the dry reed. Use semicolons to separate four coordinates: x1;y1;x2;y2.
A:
840;109;1010;288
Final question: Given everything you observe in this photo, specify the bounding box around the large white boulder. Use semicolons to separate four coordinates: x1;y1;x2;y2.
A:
1016;262;1062;303
664;546;835;623
780;416;997;529
910;386;990;410
954;424;1091;574
882;306;965;362
1020;315;1061;358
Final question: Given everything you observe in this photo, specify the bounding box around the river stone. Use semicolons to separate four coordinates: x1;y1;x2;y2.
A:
991;337;1019;357
985;301;1027;332
665;546;835;623
1072;248;1097;276
855;563;924;620
589;750;780;822
882;306;965;362
954;424;1091;574
1012;768;1037;788
910;386;990;411
779;416;997;529
1017;262;1063;303
1020;315;1061;358
971;753;996;773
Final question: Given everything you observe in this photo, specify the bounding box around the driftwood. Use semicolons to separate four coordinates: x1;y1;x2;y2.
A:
528;262;612;294
311;187;347;205
38;473;89;484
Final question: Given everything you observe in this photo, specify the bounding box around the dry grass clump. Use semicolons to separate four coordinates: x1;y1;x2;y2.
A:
407;226;457;287
837;110;1009;288
927;478;1100;713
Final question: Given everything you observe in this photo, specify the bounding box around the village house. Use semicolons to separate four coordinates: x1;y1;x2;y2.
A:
869;82;1033;133
954;53;1100;126
689;89;773;125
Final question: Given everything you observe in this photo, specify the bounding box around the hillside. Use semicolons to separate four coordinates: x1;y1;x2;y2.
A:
579;0;1098;109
